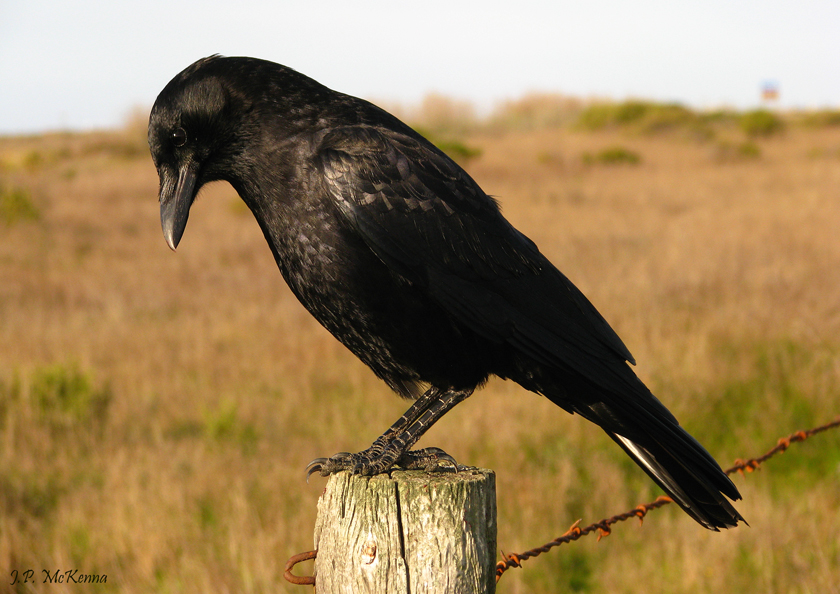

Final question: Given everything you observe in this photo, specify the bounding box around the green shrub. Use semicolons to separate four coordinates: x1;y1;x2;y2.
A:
23;150;45;171
612;100;651;124
640;103;698;133
740;109;784;137
202;400;259;454
433;139;482;162
413;127;482;163
31;363;111;428
712;140;762;162
197;495;219;531
800;109;840;128
0;185;40;225
576;100;696;134
576;103;624;131
737;141;762;158
582;146;641;166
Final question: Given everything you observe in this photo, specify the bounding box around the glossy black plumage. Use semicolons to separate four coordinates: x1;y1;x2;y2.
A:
149;56;744;530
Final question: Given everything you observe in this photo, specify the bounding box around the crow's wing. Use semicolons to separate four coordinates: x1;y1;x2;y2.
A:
315;125;638;386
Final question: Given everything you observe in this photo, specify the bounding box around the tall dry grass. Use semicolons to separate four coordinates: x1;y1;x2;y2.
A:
1;102;839;593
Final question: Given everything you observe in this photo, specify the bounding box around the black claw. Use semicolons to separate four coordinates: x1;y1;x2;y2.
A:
306;452;358;481
305;458;326;482
424;447;458;467
306;457;327;470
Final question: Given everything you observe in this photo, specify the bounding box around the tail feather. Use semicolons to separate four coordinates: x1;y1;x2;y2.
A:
608;431;745;530
519;357;745;530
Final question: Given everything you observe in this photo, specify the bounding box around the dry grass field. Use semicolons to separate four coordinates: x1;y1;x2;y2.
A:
1;100;839;593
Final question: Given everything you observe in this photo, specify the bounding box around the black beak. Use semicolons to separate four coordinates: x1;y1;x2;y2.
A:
160;165;198;251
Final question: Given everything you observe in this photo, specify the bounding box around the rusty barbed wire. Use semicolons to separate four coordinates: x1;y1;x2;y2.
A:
724;417;840;475
282;416;840;588
495;415;840;582
494;495;674;582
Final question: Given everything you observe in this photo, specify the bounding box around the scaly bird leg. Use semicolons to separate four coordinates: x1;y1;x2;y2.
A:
306;387;472;478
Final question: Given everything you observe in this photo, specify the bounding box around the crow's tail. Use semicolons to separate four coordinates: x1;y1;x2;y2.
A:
604;425;745;530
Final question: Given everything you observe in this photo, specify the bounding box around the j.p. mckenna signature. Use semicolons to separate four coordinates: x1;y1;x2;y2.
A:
11;569;107;585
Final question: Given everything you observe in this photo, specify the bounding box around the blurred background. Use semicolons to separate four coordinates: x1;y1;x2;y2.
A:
2;1;839;593
2;0;840;135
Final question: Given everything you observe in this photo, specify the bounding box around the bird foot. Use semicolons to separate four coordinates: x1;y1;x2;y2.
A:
306;446;459;480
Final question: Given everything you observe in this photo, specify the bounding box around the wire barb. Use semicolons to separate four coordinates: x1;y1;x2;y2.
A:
495;416;840;583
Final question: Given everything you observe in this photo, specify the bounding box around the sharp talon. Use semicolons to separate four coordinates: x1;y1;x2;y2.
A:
436;452;458;468
306;457;329;471
306;458;327;471
305;451;366;480
305;458;327;482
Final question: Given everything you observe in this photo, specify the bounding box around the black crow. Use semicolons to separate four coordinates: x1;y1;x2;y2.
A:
149;55;744;530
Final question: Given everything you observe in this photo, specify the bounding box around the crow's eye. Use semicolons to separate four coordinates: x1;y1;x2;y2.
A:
171;127;187;147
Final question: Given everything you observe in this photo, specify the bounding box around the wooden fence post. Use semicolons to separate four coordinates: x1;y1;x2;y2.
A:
313;468;497;594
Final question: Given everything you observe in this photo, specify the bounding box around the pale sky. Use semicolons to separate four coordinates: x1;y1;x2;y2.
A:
2;0;839;135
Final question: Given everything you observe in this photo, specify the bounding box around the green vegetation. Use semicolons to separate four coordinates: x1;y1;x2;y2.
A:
695;340;840;477
800;109;840;128
575;100;697;134
712;140;763;162
412;126;483;163
0;363;112;567
434;138;482;162
525;547;595;593
0;184;40;225
31;363;111;426
739;109;784;137
1;470;65;520
202;399;260;453
582;145;641;165
23;149;47;171
736;141;762;158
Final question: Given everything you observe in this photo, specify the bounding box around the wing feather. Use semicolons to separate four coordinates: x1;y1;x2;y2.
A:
316;125;636;375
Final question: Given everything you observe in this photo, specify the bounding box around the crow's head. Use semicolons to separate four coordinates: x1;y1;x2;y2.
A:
149;56;341;250
149;55;258;250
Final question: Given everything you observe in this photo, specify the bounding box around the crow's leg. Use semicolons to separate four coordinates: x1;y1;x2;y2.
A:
367;386;446;451
306;387;472;478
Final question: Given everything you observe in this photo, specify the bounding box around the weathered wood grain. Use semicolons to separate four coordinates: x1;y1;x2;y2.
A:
314;469;496;593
